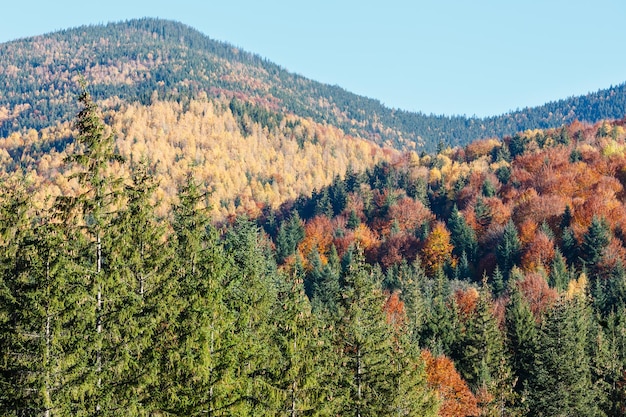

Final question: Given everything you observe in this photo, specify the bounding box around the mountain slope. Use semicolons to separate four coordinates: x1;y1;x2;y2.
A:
1;18;625;152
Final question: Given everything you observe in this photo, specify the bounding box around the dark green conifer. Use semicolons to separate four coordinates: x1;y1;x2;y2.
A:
528;296;602;416
496;220;521;276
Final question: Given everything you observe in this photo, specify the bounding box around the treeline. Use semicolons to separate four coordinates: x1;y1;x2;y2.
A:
2;18;626;151
254;118;626;416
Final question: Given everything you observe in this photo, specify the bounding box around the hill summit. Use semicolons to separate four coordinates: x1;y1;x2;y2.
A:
1;18;625;151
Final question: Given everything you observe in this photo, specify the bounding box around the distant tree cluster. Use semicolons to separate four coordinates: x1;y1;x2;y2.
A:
0;95;390;219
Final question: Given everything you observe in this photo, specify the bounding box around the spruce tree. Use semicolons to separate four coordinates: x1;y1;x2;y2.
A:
496;220;521;276
156;178;235;416
56;80;126;414
265;268;324;416
528;296;602;416
505;285;537;409
448;205;478;263
222;217;278;415
104;163;173;413
0;184;31;414
330;248;398;416
456;285;512;415
582;215;611;272
549;247;570;291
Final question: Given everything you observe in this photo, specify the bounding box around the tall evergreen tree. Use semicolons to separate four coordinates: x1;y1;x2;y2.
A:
156;178;235;416
104;163;173;413
265;268;324;416
56;80;126;413
581;215;611;272
528;296;602;416
549;247;570;292
0;184;31;414
456;285;512;415
505;284;537;411
448;205;478;263
497;220;522;277
222;217;278;415
330;248;398;416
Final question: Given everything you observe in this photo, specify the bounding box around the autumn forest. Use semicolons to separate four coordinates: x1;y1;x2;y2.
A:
2;18;626;417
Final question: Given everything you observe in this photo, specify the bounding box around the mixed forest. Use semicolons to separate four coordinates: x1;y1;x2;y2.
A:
3;17;626;417
3;78;626;416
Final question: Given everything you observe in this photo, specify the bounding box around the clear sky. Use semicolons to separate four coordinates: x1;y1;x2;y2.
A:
2;0;626;117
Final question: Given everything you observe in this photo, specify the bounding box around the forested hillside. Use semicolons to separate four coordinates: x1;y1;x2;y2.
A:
0;94;391;219
255;116;626;416
4;84;626;415
1;18;626;152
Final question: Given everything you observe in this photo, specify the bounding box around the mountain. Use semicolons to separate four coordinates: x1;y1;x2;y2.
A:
1;18;625;152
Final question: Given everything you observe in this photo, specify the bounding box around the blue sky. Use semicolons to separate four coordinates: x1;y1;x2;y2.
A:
2;0;626;117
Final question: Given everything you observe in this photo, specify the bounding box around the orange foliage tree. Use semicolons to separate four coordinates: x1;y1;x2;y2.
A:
388;196;434;234
422;350;480;417
383;291;406;329
297;215;334;265
421;221;455;276
521;231;555;272
517;272;558;319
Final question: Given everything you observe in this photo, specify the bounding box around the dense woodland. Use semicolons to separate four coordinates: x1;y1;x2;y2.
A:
0;95;390;219
3;17;626;417
2;18;626;151
3;79;626;416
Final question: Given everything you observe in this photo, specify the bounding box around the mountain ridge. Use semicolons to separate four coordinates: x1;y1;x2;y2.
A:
1;17;625;152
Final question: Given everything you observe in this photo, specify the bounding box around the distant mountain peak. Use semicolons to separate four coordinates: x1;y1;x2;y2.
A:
0;18;625;151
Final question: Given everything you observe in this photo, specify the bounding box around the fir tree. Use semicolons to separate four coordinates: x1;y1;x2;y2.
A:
56;80;126;413
156;178;236;415
448;205;478;263
505;285;537;407
549;247;569;291
582;215;611;272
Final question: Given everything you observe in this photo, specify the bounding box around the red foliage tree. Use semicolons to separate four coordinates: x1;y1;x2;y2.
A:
383;291;406;329
521;231;555;272
517;272;558;320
